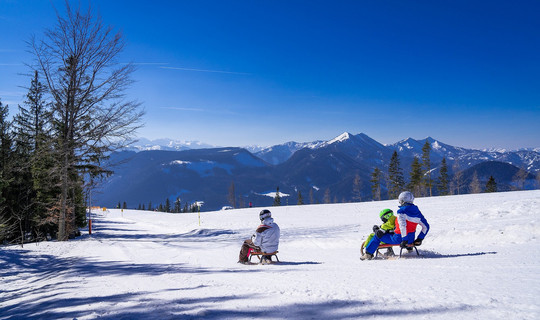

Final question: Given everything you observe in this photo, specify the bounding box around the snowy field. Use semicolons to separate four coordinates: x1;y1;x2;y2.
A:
2;190;540;319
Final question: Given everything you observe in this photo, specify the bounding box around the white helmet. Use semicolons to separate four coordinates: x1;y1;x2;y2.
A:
398;191;414;205
259;209;271;221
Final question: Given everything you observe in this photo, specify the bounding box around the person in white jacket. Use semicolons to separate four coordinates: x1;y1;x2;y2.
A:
238;209;280;264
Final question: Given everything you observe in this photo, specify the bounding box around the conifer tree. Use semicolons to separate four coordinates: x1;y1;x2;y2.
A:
164;198;171;212
174;197;181;213
437;158;449;195
0;100;15;242
273;186;281;206
421;140;432;196
408;157;423;196
123;202;127;210
387;151;405;199
370;167;382;201
485;176;497;193
309;188;314;204
297;191;304;205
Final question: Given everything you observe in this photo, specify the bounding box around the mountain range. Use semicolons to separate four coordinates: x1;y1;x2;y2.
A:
93;132;540;211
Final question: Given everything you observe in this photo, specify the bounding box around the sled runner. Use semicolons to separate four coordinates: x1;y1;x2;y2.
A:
249;250;280;263
360;242;419;258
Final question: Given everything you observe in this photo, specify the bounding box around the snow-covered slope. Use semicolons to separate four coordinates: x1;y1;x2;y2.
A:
3;190;539;319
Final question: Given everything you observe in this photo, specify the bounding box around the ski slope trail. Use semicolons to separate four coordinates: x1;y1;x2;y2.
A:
2;190;540;319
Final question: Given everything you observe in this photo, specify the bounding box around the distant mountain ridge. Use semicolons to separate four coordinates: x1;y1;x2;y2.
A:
95;132;540;210
129;134;540;171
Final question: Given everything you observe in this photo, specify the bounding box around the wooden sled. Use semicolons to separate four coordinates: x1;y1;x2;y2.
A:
361;242;419;258
249;250;280;263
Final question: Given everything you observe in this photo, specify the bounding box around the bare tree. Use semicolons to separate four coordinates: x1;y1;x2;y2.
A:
512;168;528;190
352;172;362;202
469;171;482;194
29;2;144;240
452;161;464;195
228;181;236;208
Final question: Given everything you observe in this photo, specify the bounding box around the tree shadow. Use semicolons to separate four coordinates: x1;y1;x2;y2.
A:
1;290;481;320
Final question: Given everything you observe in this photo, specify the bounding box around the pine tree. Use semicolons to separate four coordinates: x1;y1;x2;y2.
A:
421;140;432;196
148;201;153;211
352;172;362;202
0;100;15;242
370;167;382;201
297;191;304;205
164;198;171;212
309;188;314;204
122;202;127;210
437;158;449;195
387;151;405;199
470;171;482;194
273;186;281;206
174;197;181;213
485;176;497;193
408;157;423;196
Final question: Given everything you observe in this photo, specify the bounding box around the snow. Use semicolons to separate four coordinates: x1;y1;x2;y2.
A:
326;132;351;145
256;191;290;198
2;190;540;319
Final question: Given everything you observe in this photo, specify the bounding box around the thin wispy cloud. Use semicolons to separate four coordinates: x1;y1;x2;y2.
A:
161;106;239;115
160;66;250;75
123;62;170;66
0;91;25;96
161;107;205;112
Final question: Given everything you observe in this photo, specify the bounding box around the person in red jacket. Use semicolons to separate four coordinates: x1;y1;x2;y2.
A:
360;191;430;260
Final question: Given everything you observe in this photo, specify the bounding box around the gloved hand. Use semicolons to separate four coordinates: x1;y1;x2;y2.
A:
400;240;408;248
372;225;380;232
414;238;423;246
375;228;385;238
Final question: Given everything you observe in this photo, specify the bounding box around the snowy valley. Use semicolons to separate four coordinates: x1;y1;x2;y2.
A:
2;190;539;319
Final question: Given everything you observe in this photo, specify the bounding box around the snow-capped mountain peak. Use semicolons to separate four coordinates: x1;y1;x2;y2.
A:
327;132;352;145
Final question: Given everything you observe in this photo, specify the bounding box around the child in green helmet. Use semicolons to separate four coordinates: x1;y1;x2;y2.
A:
362;209;396;257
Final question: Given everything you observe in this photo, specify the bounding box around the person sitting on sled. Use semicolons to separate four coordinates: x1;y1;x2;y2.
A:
362;208;397;257
360;191;430;261
238;209;280;264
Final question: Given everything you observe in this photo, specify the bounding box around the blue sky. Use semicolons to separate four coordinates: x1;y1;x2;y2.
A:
1;1;539;150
